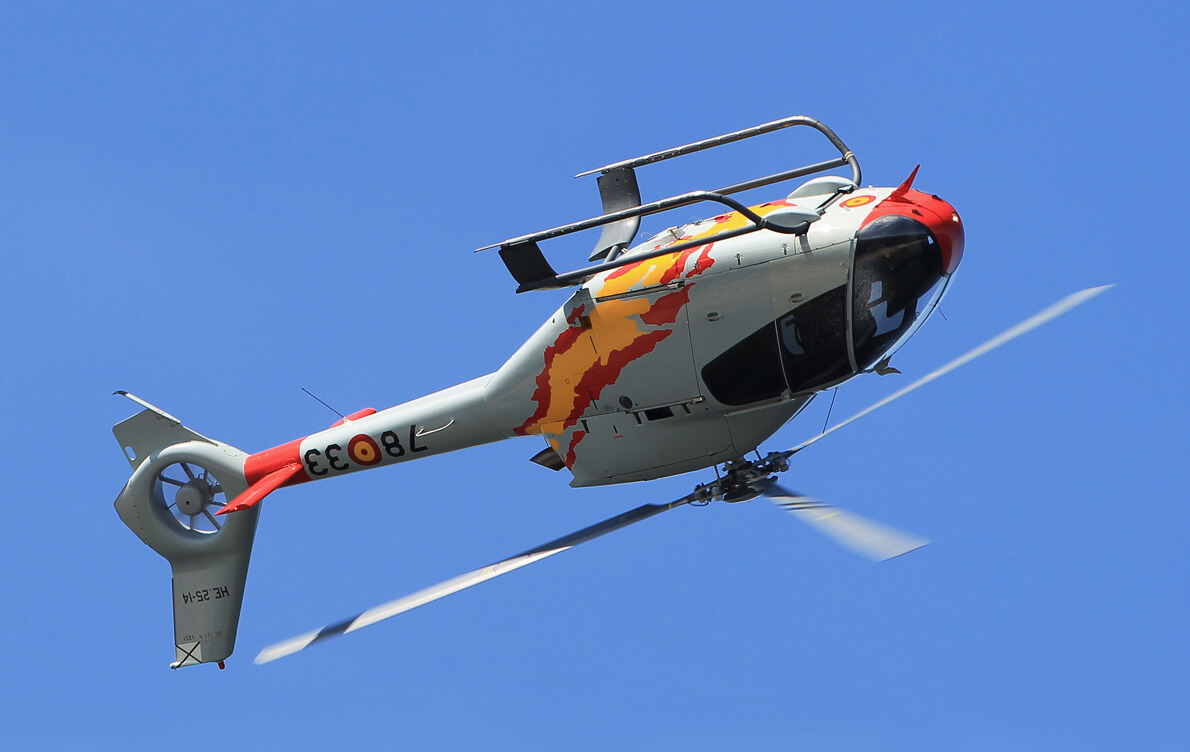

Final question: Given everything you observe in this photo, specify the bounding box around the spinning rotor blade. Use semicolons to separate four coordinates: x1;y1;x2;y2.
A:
764;482;929;561
256;495;694;664
791;286;1112;454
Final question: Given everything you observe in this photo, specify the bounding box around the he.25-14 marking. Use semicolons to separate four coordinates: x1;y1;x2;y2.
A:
180;585;230;605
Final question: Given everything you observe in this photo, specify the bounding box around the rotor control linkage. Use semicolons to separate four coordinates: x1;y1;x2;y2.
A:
691;451;793;504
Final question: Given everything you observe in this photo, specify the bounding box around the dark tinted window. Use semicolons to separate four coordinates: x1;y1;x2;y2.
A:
851;215;944;369
778;285;852;392
701;321;786;407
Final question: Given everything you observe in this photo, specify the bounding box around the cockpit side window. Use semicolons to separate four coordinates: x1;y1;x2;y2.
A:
777;285;852;393
702;285;855;406
701;321;787;407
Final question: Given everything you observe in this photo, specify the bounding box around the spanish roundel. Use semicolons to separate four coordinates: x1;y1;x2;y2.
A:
348;434;383;466
840;195;876;208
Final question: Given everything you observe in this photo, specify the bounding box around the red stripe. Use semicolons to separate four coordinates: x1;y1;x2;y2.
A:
514;320;589;435
563;329;672;427
686;245;715;278
563;430;586;468
861;188;964;276
328;408;377;429
217;462;304;514
639;286;692;326
245;437;312;486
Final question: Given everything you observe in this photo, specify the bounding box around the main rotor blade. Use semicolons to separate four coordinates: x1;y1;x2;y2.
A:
764;483;929;561
255;495;694;664
791;285;1111;454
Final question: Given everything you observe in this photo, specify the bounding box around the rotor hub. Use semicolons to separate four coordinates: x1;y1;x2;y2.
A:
154;462;227;536
692;451;792;503
175;480;215;515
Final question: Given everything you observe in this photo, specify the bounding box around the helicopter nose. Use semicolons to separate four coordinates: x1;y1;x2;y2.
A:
912;194;964;275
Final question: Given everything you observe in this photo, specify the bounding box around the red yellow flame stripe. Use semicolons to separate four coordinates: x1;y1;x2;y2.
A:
515;243;715;445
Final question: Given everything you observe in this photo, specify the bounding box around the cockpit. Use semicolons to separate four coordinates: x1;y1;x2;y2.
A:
702;207;956;406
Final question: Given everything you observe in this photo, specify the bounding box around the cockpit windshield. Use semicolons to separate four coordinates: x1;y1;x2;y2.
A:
700;212;950;408
851;215;945;369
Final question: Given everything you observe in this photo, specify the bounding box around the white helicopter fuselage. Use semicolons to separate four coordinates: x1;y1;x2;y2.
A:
256;179;963;492
118;116;1117;671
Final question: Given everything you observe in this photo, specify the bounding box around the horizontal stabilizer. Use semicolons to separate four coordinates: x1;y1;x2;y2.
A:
217;462;304;515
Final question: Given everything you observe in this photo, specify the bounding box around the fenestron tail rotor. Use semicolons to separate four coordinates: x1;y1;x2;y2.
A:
113;395;264;668
155;462;227;535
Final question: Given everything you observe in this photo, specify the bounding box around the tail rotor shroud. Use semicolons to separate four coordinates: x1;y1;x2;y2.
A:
112;395;261;669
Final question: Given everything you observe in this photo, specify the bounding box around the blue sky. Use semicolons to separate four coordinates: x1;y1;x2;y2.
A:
2;2;1187;750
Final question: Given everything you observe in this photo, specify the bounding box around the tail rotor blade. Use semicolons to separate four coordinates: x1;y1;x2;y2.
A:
255;495;694;664
764;483;929;561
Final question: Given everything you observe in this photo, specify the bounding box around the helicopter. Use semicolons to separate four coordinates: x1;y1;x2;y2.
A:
111;115;1107;669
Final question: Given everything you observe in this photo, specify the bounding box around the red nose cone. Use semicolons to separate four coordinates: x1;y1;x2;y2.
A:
861;174;965;276
909;191;964;275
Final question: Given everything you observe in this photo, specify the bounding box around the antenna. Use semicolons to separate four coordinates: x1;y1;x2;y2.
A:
301;387;344;419
821;388;838;434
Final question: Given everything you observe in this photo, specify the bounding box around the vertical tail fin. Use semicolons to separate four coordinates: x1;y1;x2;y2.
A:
112;394;261;669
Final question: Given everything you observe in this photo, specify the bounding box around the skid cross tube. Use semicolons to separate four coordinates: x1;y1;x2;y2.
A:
482;115;861;291
575;115;860;185
488;190;766;254
514;217;795;292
